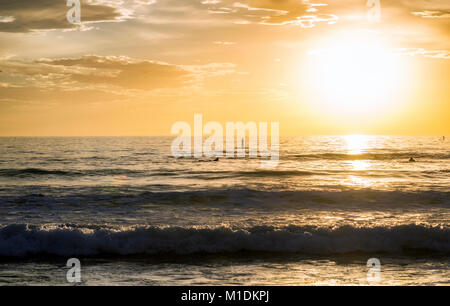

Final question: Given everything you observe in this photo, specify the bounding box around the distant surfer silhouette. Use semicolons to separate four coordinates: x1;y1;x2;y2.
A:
197;157;219;162
409;157;416;162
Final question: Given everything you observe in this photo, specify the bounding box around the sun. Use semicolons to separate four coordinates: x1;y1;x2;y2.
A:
304;32;406;118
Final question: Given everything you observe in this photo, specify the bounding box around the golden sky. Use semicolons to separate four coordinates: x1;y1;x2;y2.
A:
0;0;449;136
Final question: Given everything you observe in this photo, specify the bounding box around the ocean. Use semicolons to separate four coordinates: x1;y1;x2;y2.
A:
0;136;448;285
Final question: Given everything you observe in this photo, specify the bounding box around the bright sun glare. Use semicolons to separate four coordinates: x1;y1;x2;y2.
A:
306;33;405;117
344;134;369;155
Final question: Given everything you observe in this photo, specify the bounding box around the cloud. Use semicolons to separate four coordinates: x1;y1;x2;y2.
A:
192;0;335;27
397;48;450;59
246;0;309;24
412;10;450;18
36;56;193;90
213;41;236;45
0;0;127;32
236;0;336;26
389;0;450;21
0;55;237;91
402;0;450;11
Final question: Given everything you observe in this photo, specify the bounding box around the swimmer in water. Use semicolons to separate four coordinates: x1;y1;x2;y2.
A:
409;157;416;162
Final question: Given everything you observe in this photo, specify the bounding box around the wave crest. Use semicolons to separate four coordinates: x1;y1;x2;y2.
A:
0;224;448;257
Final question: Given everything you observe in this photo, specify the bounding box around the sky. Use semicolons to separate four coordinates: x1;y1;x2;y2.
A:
0;0;449;136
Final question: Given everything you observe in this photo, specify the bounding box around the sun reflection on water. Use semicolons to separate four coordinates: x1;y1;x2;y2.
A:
343;135;373;187
351;160;370;171
344;134;369;155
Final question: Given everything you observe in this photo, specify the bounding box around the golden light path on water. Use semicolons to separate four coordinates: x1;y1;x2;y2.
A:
344;134;370;155
343;135;373;188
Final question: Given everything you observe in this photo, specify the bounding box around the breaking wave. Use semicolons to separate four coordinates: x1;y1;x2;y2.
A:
0;223;448;257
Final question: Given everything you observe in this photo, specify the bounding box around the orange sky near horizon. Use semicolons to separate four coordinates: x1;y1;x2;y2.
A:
0;0;449;136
